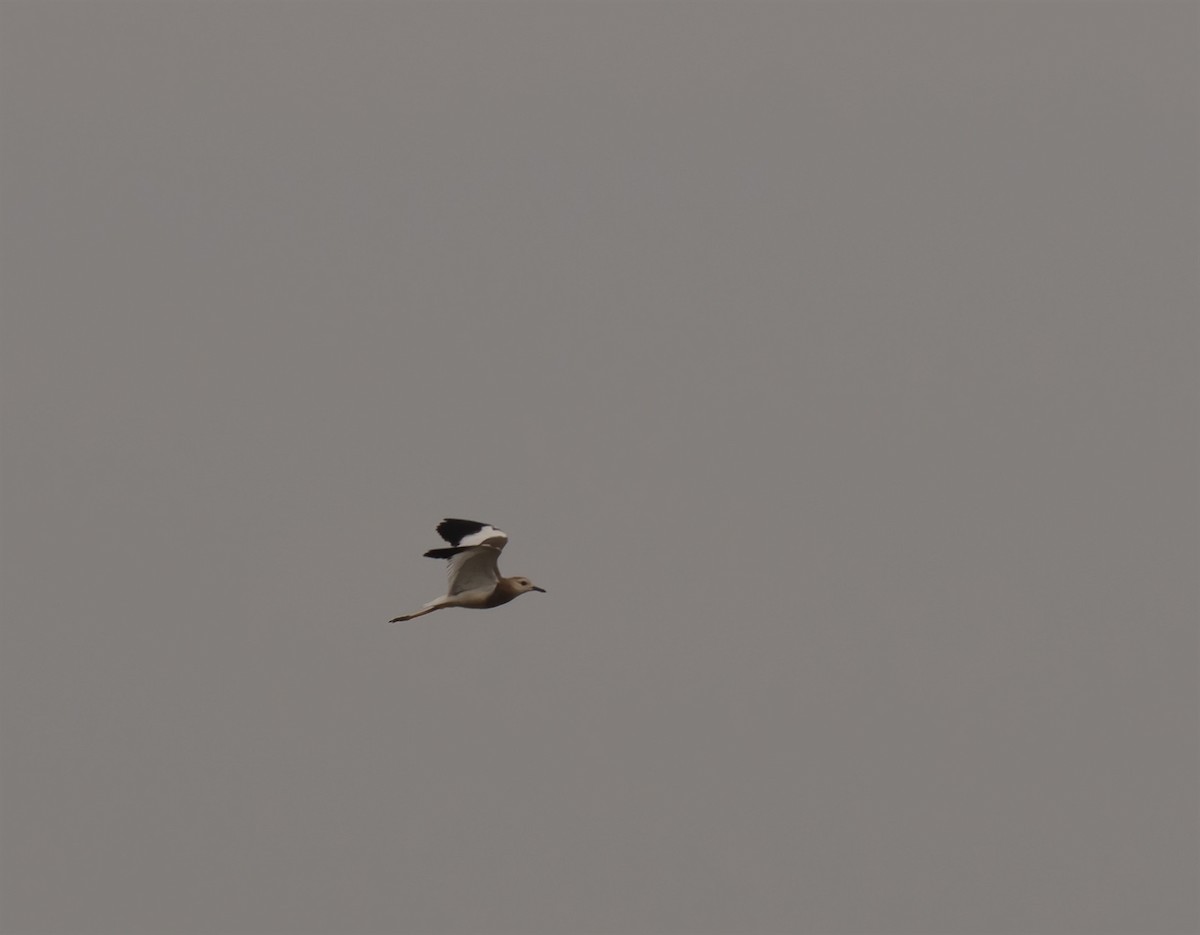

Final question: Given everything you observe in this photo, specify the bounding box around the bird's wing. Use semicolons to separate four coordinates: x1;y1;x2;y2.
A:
424;544;502;595
434;518;508;552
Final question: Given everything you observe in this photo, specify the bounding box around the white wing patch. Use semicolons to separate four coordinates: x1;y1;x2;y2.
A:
457;525;508;549
445;546;502;595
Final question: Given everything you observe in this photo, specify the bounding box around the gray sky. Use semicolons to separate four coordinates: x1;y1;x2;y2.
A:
1;2;1196;934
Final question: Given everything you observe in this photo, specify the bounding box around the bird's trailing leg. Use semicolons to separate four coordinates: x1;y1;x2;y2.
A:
389;605;442;623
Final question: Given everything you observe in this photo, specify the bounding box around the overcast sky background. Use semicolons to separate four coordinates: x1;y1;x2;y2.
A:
2;3;1196;934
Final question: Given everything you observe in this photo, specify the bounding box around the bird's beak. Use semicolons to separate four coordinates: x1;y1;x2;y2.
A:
532;586;546;593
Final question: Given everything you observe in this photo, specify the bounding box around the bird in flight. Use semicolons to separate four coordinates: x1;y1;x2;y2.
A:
389;518;545;622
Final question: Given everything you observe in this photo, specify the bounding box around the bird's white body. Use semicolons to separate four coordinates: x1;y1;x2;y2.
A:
389;519;544;622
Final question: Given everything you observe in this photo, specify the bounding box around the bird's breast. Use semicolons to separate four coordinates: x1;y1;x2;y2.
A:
484;581;522;608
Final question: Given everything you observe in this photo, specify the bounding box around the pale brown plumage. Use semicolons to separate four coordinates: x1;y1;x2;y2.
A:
389;519;545;622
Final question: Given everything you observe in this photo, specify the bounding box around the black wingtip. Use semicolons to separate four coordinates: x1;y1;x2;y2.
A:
423;546;471;560
435;518;492;546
